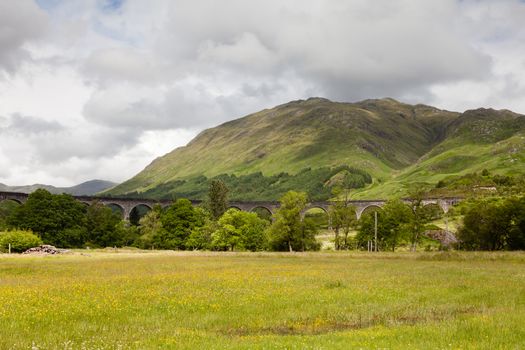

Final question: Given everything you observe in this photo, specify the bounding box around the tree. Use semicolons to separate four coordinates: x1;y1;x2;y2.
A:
267;191;320;252
136;205;163;249
155;199;204;249
0;200;19;230
297;216;321;252
207;179;229;220
118;221;139;247
211;209;269;251
129;205;152;226
356;200;413;251
507;197;525;250
357;209;383;250
382;200;414;251
329;201;356;250
186;219;216;250
7;189;87;247
458;197;524;251
408;188;437;251
329;173;360;250
86;202;125;247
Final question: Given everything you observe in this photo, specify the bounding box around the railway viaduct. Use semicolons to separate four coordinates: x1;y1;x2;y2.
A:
0;191;462;221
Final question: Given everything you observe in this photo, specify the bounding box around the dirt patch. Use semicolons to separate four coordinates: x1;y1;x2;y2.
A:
225;306;480;336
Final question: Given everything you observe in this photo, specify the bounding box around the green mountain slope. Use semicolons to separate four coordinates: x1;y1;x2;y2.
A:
351;108;525;198
105;98;525;200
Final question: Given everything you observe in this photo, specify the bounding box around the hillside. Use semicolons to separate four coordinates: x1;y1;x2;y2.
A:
0;180;117;196
105;98;525;200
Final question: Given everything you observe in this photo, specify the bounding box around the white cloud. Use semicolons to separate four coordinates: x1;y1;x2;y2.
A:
0;0;48;74
84;48;162;84
198;32;279;72
2;114;64;135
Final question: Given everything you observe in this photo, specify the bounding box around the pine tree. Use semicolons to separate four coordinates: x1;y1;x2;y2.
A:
207;180;230;220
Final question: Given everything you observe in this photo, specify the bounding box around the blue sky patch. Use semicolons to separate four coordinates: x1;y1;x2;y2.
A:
35;0;62;11
102;0;124;11
35;0;125;12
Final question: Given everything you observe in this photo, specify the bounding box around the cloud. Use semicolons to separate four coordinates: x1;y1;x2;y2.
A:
84;48;162;84
0;0;48;74
0;119;137;163
198;32;279;72
80;0;495;130
35;127;142;162
2;114;64;135
155;1;491;93
81;79;260;130
1;0;525;187
0;151;11;179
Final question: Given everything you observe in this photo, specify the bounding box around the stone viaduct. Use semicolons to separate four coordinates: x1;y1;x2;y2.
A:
0;191;462;221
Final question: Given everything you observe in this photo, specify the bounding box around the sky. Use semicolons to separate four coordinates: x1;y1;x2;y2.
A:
1;0;525;187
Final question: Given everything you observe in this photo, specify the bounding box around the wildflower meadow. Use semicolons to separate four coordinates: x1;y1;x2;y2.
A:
1;251;524;349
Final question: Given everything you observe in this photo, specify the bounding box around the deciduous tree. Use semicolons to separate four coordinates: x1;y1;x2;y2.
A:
136;205;163;249
7;189;87;247
267;191;320;252
211;209;268;251
155;199;204;249
329;201;356;250
357;200;414;251
458;198;524;251
85;201;125;247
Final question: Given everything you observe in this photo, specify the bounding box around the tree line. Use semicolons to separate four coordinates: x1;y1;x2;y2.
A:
1;180;524;252
114;165;372;201
351;196;525;252
0;181;319;252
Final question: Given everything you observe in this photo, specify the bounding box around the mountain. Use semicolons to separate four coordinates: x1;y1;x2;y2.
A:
0;180;117;196
104;98;525;200
63;180;118;196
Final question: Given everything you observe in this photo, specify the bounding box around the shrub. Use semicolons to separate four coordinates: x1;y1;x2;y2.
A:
0;230;43;253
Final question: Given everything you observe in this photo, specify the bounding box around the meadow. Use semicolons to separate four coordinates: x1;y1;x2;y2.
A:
1;251;524;349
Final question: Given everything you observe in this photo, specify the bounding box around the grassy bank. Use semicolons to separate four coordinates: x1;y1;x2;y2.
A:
1;251;524;349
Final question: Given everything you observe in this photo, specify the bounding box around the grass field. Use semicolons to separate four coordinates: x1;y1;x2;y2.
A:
1;251;524;349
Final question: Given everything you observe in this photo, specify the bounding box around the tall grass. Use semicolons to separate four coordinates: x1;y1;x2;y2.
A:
0;251;524;349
